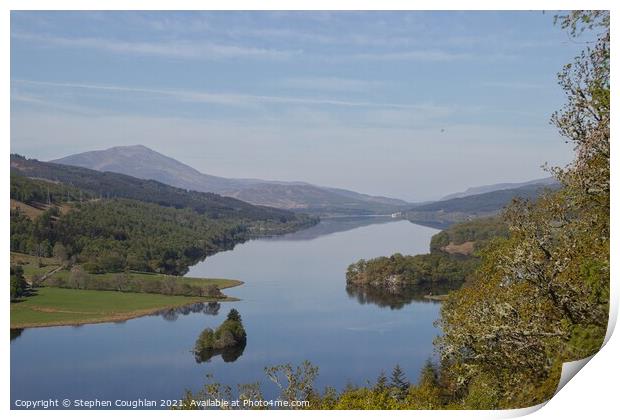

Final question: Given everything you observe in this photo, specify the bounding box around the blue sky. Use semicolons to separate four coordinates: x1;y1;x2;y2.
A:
10;11;583;201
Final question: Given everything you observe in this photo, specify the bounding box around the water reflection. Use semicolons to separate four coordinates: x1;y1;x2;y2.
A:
346;283;457;310
153;302;221;322
10;328;24;341
263;216;397;241
194;342;246;364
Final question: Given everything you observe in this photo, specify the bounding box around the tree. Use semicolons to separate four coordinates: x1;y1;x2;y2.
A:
374;371;388;392
31;274;43;288
227;308;242;323
436;10;609;408
10;266;28;300
53;243;68;264
112;272;129;292
68;265;88;289
265;361;319;407
389;364;409;400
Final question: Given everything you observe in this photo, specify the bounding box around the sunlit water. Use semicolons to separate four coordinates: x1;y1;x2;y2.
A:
11;218;441;408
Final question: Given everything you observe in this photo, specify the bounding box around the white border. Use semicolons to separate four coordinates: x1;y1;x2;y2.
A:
3;1;617;419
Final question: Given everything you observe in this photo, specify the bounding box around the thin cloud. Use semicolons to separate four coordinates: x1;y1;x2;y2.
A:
12;79;448;112
11;93;100;116
11;32;299;60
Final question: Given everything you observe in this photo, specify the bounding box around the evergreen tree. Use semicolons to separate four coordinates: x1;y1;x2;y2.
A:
389;364;409;400
10;266;28;300
374;371;388;392
227;308;242;323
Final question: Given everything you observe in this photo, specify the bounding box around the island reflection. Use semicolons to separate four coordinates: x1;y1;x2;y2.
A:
346;283;455;310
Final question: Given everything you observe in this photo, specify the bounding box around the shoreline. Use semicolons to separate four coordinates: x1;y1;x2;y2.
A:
11;295;240;330
423;294;448;301
10;278;245;330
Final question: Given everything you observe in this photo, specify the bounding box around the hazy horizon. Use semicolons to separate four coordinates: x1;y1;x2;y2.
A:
10;11;582;201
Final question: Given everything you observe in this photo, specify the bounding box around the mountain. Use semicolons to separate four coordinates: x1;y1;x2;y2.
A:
406;182;561;228
440;177;559;200
51;145;412;215
10;154;307;223
51;145;257;193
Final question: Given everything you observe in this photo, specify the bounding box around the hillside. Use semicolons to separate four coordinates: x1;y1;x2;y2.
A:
11;154;306;223
52;145;253;193
10;170;316;276
222;182;409;215
440;177;558;200
405;182;560;227
52;145;411;215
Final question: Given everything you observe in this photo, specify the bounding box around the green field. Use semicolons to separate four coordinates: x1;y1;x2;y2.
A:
10;287;233;328
10;252;243;328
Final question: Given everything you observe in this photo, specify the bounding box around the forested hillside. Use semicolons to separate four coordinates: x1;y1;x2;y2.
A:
11;155;303;222
405;182;560;227
10;174;316;276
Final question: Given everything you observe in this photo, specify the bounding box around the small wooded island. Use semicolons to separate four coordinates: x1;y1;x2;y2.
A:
194;309;247;363
345;217;509;297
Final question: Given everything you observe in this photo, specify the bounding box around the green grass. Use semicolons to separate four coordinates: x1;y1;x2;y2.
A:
10;287;213;328
10;252;243;328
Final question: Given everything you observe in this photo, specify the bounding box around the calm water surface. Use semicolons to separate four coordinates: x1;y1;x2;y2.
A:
11;218;441;407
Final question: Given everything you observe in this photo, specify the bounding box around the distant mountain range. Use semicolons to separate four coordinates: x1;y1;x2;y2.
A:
45;144;560;221
52;145;411;216
406;181;560;228
440;177;558;200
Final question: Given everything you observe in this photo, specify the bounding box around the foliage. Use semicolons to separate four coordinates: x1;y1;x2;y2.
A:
45;266;225;298
10;207;57;257
346;252;478;289
182;360;446;410
10;265;28;300
346;218;508;293
429;217;509;253
345;218;505;290
11;173;92;205
435;10;610;408
51;198;253;275
193;309;247;363
10;172;316;275
389;364;410;401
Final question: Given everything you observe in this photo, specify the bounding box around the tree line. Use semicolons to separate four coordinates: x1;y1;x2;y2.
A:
45;266;224;298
